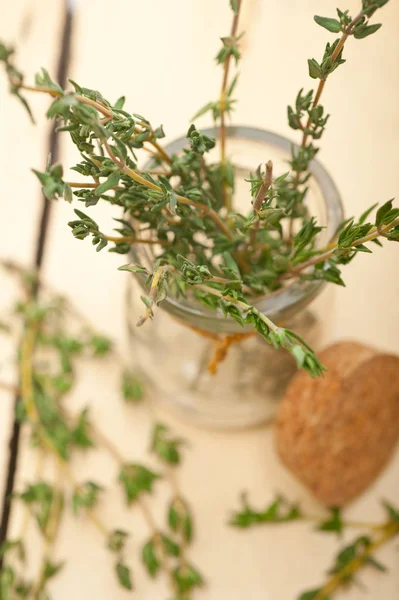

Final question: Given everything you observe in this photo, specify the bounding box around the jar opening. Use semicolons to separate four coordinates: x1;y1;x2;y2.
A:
130;126;343;333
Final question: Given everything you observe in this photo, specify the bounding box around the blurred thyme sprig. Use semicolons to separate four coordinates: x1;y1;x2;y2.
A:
0;0;395;381
0;262;202;599
151;423;204;598
230;493;399;599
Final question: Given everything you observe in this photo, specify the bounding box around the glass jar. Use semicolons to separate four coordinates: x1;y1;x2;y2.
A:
126;126;343;429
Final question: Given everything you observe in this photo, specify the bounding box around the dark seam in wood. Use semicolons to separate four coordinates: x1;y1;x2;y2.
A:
0;1;74;559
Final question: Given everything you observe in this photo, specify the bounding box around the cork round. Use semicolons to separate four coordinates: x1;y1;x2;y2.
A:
275;341;399;506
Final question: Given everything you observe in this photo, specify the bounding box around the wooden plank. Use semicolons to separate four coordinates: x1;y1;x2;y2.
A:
0;0;65;516
9;1;399;599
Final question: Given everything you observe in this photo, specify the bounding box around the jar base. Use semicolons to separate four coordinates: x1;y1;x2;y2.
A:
148;381;279;430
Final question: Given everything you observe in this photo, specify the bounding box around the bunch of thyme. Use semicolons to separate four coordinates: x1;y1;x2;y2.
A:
0;0;397;378
0;261;203;599
230;492;399;599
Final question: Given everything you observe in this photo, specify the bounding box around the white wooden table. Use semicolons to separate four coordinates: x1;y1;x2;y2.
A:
1;1;398;598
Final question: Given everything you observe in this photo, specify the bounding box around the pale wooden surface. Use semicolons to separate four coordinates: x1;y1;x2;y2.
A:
0;0;64;503
1;1;399;599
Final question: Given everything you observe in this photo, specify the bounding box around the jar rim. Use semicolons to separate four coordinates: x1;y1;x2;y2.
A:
132;125;344;332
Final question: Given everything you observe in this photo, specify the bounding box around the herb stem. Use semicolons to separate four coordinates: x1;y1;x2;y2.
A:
280;215;399;282
301;10;363;151
86;418;177;592
20;324;39;422
313;522;399;600
105;235;168;246
17;83;172;164
219;0;243;211
250;160;273;247
289;8;365;238
16;81;248;264
137;265;171;326
88;421;124;465
164;467;190;572
150;139;172;165
102;146;233;240
55;457;110;537
66;181;118;189
29;471;63;600
14;450;45;569
253;161;273;214
19;321;112;541
206;275;255;295
301;515;384;531
194;283;280;333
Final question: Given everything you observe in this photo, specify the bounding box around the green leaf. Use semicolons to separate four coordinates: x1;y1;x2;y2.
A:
386;226;399;241
0;42;13;62
95;172;120;196
216;35;242;65
107;529;129;553
298;590;330;600
382;500;399;523
227;73;239;97
191;102;215;121
162;534;180;557
43;560;64;581
115;561;133;590
71;409;95;448
35;67;63;94
314;16;342;33
359;202;378;224
18;482;64;535
230;493;302;528
118;263;150;276
14;91;35;123
288;106;301;130
308;59;323;79
33;165;65;201
327;535;375;583
114;96;125;110
142;539;160;577
375;199;393;227
47;94;77;119
362;0;389;17
151;422;183;465
291;345;306;368
170;191;178;214
72;481;103;515
230;0;239;14
318;508;343;535
187;124;216;155
153;125;165;139
89;334;112;356
354;23;382;38
367;555;387;572
168;504;180;532
122;371;144;402
354;244;372;253
64;183;73;203
0;539;25;563
0;565;15;592
173;563;204;594
119;464;160;503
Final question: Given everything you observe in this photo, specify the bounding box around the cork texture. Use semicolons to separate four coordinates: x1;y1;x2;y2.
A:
275;341;399;506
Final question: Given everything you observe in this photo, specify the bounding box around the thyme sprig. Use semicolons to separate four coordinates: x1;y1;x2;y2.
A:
0;263;202;599
0;0;395;380
230;493;399;599
151;424;204;598
285;0;390;234
302;520;399;600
